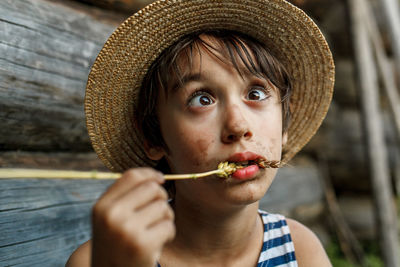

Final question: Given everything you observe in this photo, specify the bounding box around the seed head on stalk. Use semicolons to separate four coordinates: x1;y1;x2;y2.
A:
215;159;281;178
216;162;242;178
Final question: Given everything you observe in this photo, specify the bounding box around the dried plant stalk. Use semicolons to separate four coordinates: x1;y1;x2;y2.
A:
0;160;280;180
0;168;121;180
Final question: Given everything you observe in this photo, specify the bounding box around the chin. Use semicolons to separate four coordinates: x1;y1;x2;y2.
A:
224;178;271;205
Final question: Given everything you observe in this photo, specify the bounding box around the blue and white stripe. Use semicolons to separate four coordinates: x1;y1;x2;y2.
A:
257;211;298;267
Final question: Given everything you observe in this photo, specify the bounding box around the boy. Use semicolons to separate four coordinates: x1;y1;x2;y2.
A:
67;0;335;266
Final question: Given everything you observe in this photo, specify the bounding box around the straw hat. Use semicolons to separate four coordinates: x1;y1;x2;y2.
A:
85;0;335;172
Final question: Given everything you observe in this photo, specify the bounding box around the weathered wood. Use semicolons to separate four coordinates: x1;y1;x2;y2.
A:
76;0;154;14
361;0;400;140
349;0;400;266
0;151;108;171
0;0;119;151
378;0;400;80
395;148;400;196
0;178;113;267
51;0;126;25
0;152;110;266
363;0;400;200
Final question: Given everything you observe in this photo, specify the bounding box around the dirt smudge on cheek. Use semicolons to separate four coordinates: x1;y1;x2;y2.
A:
192;137;215;167
174;137;212;167
196;138;209;152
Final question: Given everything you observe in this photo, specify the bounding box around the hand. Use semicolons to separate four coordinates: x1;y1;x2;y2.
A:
91;168;175;267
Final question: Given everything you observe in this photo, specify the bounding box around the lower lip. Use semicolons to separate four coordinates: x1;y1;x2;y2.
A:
232;165;260;180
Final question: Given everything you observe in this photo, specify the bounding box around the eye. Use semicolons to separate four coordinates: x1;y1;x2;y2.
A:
188;91;215;107
246;86;270;101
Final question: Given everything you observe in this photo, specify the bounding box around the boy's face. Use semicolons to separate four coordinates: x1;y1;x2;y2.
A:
148;35;286;209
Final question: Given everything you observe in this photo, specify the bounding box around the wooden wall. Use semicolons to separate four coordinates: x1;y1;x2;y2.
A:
0;0;121;151
0;179;112;266
0;0;121;266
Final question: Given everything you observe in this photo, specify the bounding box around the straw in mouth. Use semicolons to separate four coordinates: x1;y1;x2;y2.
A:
0;160;281;180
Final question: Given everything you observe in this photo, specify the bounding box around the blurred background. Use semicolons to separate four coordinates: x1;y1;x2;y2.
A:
0;0;399;266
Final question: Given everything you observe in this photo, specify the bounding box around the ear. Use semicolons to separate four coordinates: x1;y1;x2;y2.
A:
282;132;288;147
143;141;165;161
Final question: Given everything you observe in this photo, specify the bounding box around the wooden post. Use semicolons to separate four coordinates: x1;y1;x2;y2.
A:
349;0;400;266
378;0;400;79
362;0;400;200
395;149;400;196
362;0;400;140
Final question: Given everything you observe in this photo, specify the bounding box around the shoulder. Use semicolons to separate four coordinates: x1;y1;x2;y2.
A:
65;240;91;267
286;218;332;267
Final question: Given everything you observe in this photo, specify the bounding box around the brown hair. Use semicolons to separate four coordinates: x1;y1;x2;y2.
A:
136;30;292;173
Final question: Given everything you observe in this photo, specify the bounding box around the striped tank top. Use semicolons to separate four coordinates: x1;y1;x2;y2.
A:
157;211;297;267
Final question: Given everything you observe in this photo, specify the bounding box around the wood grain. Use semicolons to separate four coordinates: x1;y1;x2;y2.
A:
0;151;108;171
0;178;113;267
75;0;154;14
0;151;110;266
0;0;118;151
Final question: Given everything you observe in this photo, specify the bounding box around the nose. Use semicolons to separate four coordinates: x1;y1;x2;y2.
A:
221;104;253;143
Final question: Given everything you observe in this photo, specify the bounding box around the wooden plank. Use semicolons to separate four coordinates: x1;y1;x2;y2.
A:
0;151;110;266
0;0;119;151
0;178;113;267
0;151;108;171
349;0;399;266
75;0;154;14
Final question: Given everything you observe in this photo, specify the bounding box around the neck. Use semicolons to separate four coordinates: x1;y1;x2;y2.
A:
167;194;262;262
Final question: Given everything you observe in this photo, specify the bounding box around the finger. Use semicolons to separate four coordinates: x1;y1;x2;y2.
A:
93;181;168;226
114;180;168;211
134;199;174;228
146;219;176;248
98;168;164;205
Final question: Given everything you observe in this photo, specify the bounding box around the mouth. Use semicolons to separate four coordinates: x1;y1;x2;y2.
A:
224;152;265;180
229;159;263;168
213;152;281;180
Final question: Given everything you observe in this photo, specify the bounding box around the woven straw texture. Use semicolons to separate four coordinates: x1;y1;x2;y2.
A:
85;0;335;172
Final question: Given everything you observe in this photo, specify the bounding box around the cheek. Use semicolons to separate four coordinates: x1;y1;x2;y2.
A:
165;125;217;171
255;111;284;156
196;137;215;155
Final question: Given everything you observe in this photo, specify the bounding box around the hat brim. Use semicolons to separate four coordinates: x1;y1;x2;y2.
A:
85;0;335;172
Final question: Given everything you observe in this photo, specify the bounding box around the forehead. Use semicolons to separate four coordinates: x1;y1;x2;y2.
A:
170;33;263;89
177;33;256;68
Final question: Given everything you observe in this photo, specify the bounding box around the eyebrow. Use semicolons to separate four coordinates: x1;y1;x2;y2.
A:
169;68;269;93
170;73;203;93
